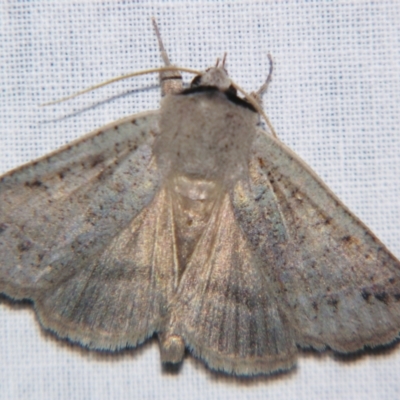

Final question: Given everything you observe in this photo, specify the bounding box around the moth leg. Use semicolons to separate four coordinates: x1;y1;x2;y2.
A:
152;18;183;95
251;53;274;106
158;332;185;364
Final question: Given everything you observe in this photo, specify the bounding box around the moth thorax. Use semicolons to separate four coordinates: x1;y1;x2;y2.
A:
156;91;258;186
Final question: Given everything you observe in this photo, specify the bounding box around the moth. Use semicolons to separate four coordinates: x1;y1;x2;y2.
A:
1;21;400;376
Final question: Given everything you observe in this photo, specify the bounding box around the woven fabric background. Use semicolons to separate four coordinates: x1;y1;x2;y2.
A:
1;1;400;399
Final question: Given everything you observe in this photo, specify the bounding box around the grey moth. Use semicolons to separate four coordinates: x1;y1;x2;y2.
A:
1;21;400;376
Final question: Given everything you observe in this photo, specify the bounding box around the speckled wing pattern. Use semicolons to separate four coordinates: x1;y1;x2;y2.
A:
1;97;400;376
168;192;297;375
0;111;178;349
231;129;400;355
165;127;400;375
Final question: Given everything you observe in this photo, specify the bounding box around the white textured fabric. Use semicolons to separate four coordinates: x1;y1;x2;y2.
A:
1;1;400;399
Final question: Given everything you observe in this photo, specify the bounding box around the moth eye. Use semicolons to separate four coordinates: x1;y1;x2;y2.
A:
190;75;203;87
225;85;237;96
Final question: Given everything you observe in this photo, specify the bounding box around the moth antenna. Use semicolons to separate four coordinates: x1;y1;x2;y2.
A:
255;53;274;99
151;17;183;95
215;57;220;67
40;66;201;107
237;53;276;137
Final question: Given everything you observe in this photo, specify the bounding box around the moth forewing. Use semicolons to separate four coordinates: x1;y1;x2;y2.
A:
1;21;400;377
248;130;400;353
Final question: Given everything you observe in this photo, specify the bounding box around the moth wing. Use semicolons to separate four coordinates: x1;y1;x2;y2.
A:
0;112;178;349
233;129;400;353
169;193;297;375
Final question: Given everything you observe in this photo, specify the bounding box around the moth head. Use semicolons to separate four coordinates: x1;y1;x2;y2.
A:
190;67;232;92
